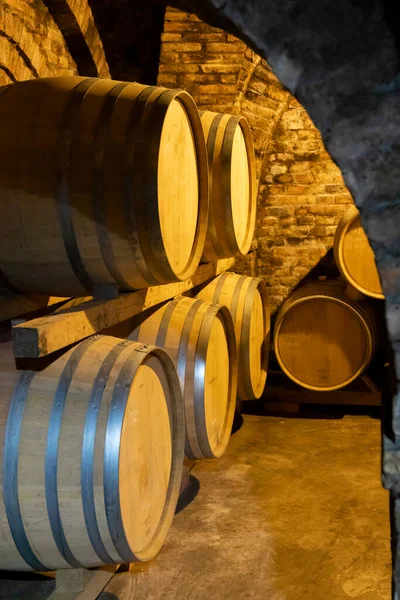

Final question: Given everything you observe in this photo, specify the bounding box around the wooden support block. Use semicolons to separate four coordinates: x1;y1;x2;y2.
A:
344;283;365;302
12;258;235;358
49;565;118;600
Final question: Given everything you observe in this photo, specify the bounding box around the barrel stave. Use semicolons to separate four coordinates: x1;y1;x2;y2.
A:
0;335;184;571
129;296;237;460
334;205;384;299
0;77;208;296
197;273;269;400
200;110;256;261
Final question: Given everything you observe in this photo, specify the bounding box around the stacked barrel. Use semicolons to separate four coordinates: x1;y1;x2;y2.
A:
0;77;268;571
273;205;383;391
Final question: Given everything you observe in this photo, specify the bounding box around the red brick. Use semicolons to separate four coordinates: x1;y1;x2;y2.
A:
159;64;200;73
221;74;237;83
157;74;177;85
205;42;244;53
161;33;182;41
198;84;238;94
200;63;241;73
162;42;202;52
183;33;226;42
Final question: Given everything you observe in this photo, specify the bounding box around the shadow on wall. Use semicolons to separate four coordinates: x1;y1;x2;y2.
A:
87;0;166;83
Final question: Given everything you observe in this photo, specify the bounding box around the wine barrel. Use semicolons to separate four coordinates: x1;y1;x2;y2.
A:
196;273;270;400
129;296;237;460
200;110;256;261
0;335;184;571
274;281;377;391
334;205;384;299
0;77;208;296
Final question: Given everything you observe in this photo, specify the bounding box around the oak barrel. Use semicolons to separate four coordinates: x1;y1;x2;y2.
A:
129;296;237;460
334;205;384;299
274;281;377;391
0;77;208;296
200;110;256;261
196;273;270;400
0;335;184;570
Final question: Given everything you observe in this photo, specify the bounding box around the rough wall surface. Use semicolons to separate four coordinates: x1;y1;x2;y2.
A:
88;0;165;83
159;7;353;311
0;0;78;84
0;0;113;84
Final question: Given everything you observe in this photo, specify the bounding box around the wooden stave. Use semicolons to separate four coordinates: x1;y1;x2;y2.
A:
0;335;184;571
333;205;384;299
273;281;377;392
129;296;238;460
197;272;270;400
0;77;208;296
200;110;257;261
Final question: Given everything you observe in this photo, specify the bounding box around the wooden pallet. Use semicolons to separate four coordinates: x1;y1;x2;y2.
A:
10;258;235;359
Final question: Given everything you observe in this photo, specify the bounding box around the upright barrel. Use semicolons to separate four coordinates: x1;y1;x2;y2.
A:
334;205;384;299
274;281;377;391
0;336;184;571
200;110;256;261
0;77;208;296
197;273;270;400
129;296;237;460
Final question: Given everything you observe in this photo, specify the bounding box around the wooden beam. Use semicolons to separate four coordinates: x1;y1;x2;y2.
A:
0;291;70;322
12;258;235;358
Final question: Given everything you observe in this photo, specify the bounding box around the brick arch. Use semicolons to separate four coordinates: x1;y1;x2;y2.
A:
0;2;77;81
157;7;354;311
42;0;110;78
0;34;35;84
233;57;354;311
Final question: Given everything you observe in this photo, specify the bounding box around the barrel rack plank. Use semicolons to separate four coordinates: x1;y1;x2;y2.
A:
0;290;70;322
12;258;235;359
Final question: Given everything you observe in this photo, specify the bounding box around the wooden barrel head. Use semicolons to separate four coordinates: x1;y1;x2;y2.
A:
275;295;373;390
334;205;384;299
341;215;382;297
230;125;250;250
249;287;266;397
204;314;230;454
119;356;172;559
0;336;184;571
196;273;269;400
200;111;256;261
129;297;238;460
158;98;199;276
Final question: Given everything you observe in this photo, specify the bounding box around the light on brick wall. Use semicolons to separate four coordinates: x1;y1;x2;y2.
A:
158;7;354;312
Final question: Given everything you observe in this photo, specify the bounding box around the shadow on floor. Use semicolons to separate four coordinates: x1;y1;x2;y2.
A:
242;398;381;420
175;474;200;514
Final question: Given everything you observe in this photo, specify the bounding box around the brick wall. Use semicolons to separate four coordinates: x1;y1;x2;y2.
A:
158;7;354;312
0;1;78;84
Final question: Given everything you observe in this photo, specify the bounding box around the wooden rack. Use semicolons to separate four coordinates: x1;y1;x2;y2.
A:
0;258;235;599
7;258;235;360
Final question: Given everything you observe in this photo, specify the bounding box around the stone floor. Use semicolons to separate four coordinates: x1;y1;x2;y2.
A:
0;412;391;599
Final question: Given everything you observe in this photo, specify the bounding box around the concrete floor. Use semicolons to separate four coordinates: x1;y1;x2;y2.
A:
0;413;391;599
101;413;391;600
